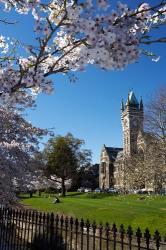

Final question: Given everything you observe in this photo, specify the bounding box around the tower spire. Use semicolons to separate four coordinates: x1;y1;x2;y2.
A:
121;99;124;111
140;96;143;110
122;91;144;156
128;91;139;107
126;93;130;106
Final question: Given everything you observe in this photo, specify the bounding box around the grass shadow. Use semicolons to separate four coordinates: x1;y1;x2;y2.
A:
84;193;118;199
18;195;43;200
65;192;84;197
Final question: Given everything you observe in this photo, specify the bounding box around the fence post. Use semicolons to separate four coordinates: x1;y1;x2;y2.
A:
119;224;125;250
5;208;12;250
105;223;110;250
70;217;74;250
80;218;84;250
55;214;59;248
14;209;19;249
154;230;161;250
11;209;16;249
16;209;22;250
0;207;3;246
127;225;133;250
46;213;50;249
2;207;8;248
92;221;96;250
144;228;151;250
99;224;103;250
112;223;117;250
75;218;79;250
19;209;24;249
30;211;35;247
136;227;142;250
50;213;54;249
86;219;90;250
11;208;15;249
22;210;28;249
33;211;38;247
60;215;64;248
64;216;68;249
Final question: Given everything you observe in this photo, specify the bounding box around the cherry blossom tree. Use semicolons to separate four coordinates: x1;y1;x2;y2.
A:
0;106;49;205
0;0;165;107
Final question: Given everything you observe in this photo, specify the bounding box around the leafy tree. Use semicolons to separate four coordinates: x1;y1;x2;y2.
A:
44;133;91;196
71;163;99;190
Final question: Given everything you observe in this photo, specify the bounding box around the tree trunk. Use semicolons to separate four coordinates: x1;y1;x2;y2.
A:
30;191;33;198
61;178;66;197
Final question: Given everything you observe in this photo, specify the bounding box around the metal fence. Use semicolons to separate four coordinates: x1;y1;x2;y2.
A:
0;207;165;250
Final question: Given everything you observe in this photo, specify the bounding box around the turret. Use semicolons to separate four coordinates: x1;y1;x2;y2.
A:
121;91;144;156
121;99;124;111
140;96;143;111
126;93;130;107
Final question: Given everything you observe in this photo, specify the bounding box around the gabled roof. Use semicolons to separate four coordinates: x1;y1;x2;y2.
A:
105;146;123;162
116;150;124;159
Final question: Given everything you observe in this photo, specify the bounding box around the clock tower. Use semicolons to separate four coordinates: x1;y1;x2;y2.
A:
121;91;143;156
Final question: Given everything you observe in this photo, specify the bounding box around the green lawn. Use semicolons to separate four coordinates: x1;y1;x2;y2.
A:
20;192;166;236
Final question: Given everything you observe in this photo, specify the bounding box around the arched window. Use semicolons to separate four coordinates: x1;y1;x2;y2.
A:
138;148;144;161
101;162;106;175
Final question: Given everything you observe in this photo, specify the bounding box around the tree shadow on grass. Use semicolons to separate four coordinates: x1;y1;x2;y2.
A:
84;193;118;199
65;192;84;197
18;195;43;200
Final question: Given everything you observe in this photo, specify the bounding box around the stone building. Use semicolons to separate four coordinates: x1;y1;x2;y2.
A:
99;91;145;190
99;146;123;190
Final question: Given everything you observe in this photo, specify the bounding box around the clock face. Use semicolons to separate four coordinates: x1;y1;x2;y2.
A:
132;118;138;128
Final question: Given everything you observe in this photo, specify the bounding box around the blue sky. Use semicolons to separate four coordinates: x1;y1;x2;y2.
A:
27;53;166;163
1;0;166;163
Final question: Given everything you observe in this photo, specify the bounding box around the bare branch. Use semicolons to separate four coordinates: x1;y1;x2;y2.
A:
140;37;166;44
